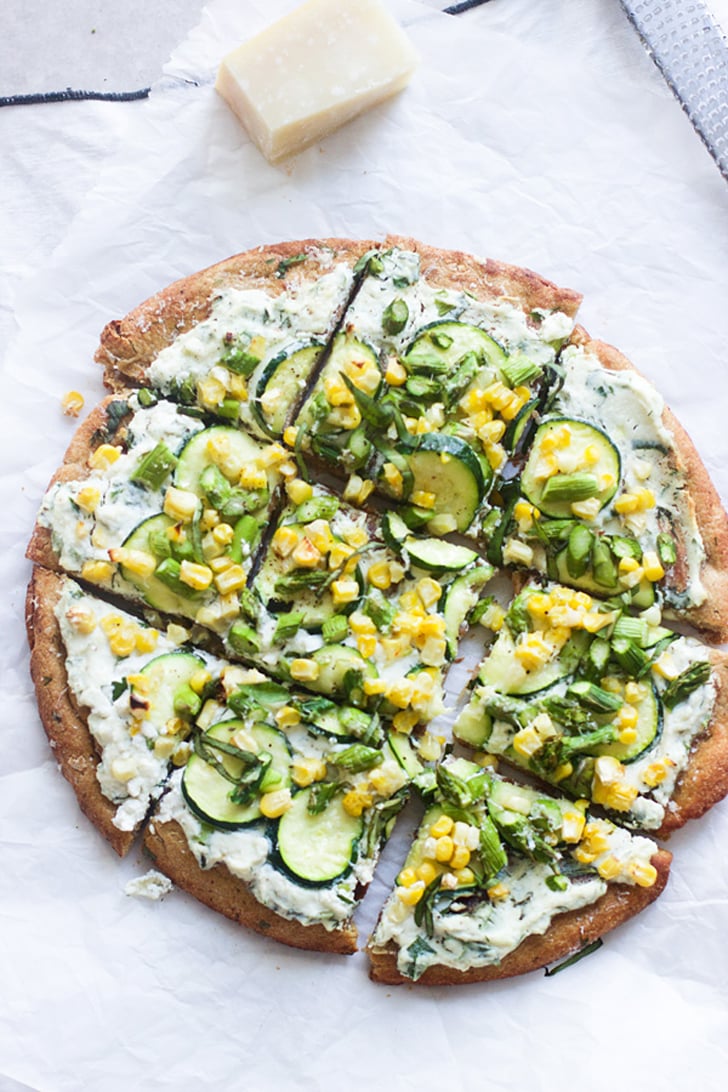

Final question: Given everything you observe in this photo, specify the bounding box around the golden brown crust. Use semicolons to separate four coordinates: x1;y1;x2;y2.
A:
569;327;728;642
143;816;358;955
25;567;135;857
26;396;130;571
95;238;378;389
384;234;583;319
367;848;671;986
659;650;728;835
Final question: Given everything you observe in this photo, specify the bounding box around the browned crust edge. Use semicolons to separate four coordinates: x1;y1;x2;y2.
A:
384;234;583;319
26;396;125;571
659;650;728;835
570;327;728;642
25;567;134;857
143;816;358;955
366;848;671;986
95;238;379;389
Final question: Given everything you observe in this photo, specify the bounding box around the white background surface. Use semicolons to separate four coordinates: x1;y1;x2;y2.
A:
2;2;728;1090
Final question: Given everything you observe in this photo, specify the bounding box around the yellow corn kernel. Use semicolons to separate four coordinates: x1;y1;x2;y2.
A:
618;728;638;745
553;761;574;783
259;789;293;819
81;560;113;584
582;443;600;466
382;462;404;498
634;488;656;510
617;704;638;730
434;835;454;863
357;634;377;659
367;560;392;590
153;737;177;760
290;537;323;569
74;485;101;514
109;547;157;578
472;751;499;769
363;677;387;696
602;782;639;811
487;882;510;901
652;651;679;680
397;881;425;907
450;846;471;871
209;522;233;548
416;861;440;885
275;705;301;729
208;555;234;574
642;551;665;582
512;726;543;758
642;762;668;788
239;464;267;491
342;788;373;817
597;856;622;880
385;359;407;386
397;867;419;888
258;443;287;469
197;375;226;409
411;490;436;510
601;676;624;694
571;497;602;521
573;845;598;865
618;556;640;575
289;658;320;683
291;757;327;787
163;486;199;523
175;561;211;591
348;611;376;636
108;625;138;658
272;526;299;559
89;443;121;470
430;814;454;838
167;623;190;645
331;578;360;607
419;636;446;666
386;679;414;709
582;610;615;634
226;372;250;400
61;389;85;417
561;811;586;843
514;632;554;671
282;425;298;447
392;709;419;734
415;578;441;610
286;478;313;505
614;492;640;515
189;670;212;696
630;861;658;888
324;375;354;407
64;605;96;634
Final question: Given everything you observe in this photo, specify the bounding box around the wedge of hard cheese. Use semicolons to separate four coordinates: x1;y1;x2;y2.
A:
216;0;419;163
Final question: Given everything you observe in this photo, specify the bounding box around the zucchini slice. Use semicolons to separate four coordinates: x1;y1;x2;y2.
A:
403;434;489;533
140;651;207;729
403;322;506;376
182;720;292;829
554;548;655;609
276;787;363;884
593;683;661;764
386;732;424;778
404;536;478;572
479;628;590;696
309;645;378;700
120;514;197;616
441;564;494;658
253;343;323;437
381;511;410;552
521;418;620;519
453;692;492;749
175;426;268;496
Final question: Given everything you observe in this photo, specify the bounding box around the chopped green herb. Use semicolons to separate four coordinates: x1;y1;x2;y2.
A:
276;253;307;278
544;938;603;977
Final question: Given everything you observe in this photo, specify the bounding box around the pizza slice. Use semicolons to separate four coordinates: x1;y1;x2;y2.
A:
292;237;582;533
95;239;376;441
27;568;441;952
28;394;290;639
367;755;671;985
26;569;217;855
489;330;728;640
244;480;493;718
453;582;728;835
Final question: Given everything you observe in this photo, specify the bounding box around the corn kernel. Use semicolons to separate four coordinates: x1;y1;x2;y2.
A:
286;478;313;505
275;705;301;728
553;761;574;782
630;861;658;887
108;547;157;578
397;881;425;906
189;670;212;695
64;605;96;634
289;658;320;683
642;762;668;788
512;726;543;758
617;704;638;730
597;855;622;880
472;751;499;769
367;560;392;590
197;375;226;409
619;728;638;745
357;634;377;659
342;788;373;817
614;492;640;515
487;882;510;901
392;709;419;734
259;789;293;819
291;757;327;787
416;861;439;885
450;845;471;871
385;359;407;386
81;560;113;584
61;389;85;417
561;811;586;843
272;526;299;558
178;561;213;591
411;490;436;510
618;555;640;575
397;867;419;888
348;611;376;636
642;551;665;582
291;537;323;568
420;636;447;667
331;578;360;607
163;486;199;523
571;497;602;520
108;625;138;658
434;835;454;863
238;464;267;491
89;443;121;470
430;814;454;838
363;677;387;696
382;462;404;498
283;426;299;447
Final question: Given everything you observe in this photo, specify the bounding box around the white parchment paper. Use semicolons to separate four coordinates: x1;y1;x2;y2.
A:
2;1;728;1089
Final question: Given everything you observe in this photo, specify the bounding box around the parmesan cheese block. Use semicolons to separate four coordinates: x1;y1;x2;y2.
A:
215;0;419;164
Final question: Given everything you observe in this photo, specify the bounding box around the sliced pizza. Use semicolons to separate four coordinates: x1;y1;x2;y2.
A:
96;239;377;441
454;582;728;834
367;755;671;985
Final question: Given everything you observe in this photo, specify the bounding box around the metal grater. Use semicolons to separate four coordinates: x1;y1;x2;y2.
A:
620;0;728;181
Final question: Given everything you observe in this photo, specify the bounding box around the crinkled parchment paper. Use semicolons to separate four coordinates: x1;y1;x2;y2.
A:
2;1;728;1089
